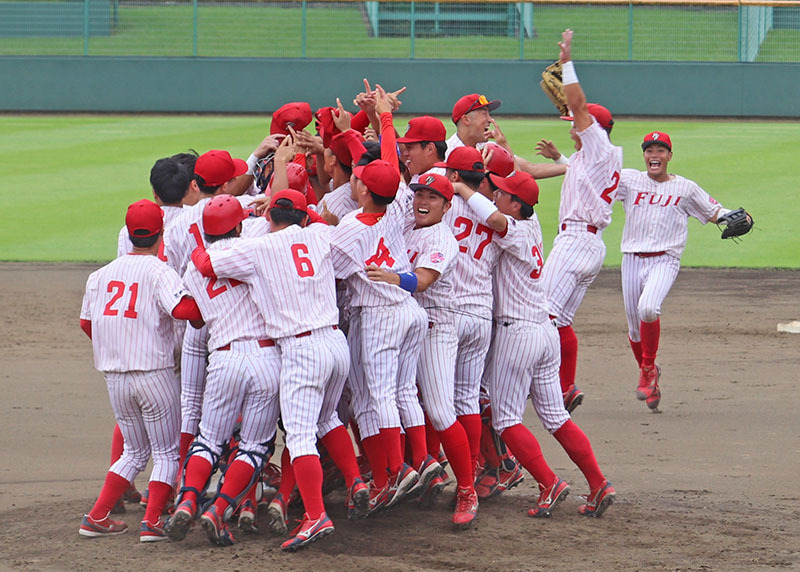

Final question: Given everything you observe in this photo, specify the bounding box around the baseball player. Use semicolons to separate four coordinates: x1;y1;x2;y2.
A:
162;149;248;471
397;115;448;183
192;190;368;551
165;195;282;546
79;199;202;542
539;29;624;413
366;173;479;527
616;131;750;409
446;93;501;156
454;171;616;518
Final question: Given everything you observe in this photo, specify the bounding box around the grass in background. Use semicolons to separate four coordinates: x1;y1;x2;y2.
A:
0;114;794;266
1;3;797;62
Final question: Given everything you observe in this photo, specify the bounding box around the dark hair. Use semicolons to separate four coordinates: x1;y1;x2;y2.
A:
150;157;190;205
337;161;353;177
511;196;534;219
418;140;447;161
129;231;161;248
194;173;221;195
369;191;395;206
356;141;382;167
171;150;198;174
269;198;307;226
454;169;485;190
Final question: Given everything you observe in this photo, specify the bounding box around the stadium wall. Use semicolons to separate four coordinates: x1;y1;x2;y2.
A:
1;56;798;117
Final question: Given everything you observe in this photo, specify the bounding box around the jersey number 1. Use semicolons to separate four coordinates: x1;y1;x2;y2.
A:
103;281;139;319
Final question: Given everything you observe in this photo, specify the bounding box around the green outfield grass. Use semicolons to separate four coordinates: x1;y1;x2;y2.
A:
1;4;797;62
0;114;794;267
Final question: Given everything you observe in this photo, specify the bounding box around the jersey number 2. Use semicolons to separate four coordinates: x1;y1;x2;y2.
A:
103;281;139;318
453;217;494;260
600;172;620;204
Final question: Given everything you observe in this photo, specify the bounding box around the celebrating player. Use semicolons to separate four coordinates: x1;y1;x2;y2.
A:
539;29;624;413
616;131;753;409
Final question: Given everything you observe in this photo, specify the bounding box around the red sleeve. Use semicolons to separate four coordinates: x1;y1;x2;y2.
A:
351;110;370;134
306;209;329;226
172;296;203;321
191;246;216;278
342;130;368;167
80;319;92;339
380;112;399;175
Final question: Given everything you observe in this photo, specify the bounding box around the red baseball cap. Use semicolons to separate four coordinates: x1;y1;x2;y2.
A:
434;146;485;173
125;199;163;237
203;195;247;236
397;116;447;143
329;131;364;166
316;106;353;149
642;131;672;151
452;93;501;124
270;189;308;213
409;173;454;201
560;103;614;131
270;102;313;136
195;150;248;187
489;171;539;207
352;160;400;198
484;142;515;177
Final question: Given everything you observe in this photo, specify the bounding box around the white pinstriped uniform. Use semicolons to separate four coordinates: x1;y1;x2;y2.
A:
163;197;214;436
330;207;427;438
407;221;460;431
541;118;624;327
80;254;186;486
445;133;465;157
482;214;570;434
208;223;350;460
617;169;722;342
316;182;357;222
182;237;281;466
443;195;503;418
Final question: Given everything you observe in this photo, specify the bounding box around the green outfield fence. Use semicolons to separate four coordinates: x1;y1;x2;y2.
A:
0;0;798;62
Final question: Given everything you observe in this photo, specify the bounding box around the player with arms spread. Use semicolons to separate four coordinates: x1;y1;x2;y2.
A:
539;29;624;413
617;131;753;409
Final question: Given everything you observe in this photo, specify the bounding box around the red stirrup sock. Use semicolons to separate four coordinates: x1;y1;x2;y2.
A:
88;471;130;520
501;424;556;487
404;425;427;468
438;423;474;490
457;414;482;466
109;424;124;466
558;325;578;393
213;459;255;513
144;480;173;523
277;446;296;499
320;425;361;488
629;337;644;368
292;455;325;520
640;318;661;369
181;455;213;505
553;420;605;491
361;435;389;488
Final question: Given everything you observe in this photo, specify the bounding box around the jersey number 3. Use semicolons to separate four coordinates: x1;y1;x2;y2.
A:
103;281;139;319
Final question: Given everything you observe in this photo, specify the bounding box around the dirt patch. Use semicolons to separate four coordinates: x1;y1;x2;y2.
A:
1;263;798;571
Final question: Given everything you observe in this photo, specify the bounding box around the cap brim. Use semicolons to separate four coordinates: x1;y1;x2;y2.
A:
352;165;366;180
641;140;671;151
397;136;423;143
559;115;574;122
485;100;501;112
233;158;249;177
488;173;515;195
409;183;451;201
432;161;449;169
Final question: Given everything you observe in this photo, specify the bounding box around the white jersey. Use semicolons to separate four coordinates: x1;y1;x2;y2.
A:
617;170;721;258
443;194;503;314
319;181;358;222
182;238;269;351
330;207;413;308
116;205;185;258
409;167;446;185
445;133;465;157
405;221;459;324
492;214;549;324
81;254;187;372
208;223;339;338
558;118;623;230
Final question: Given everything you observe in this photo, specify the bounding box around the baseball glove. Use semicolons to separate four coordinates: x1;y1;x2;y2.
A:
717;208;754;239
540;61;569;116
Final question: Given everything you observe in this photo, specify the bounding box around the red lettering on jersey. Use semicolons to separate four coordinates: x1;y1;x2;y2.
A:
189;223;204;249
453;217;473;254
157;241;167;262
474;224;495;260
205;277;243;300
365;237;395;268
674;196;682;207
408;250;419;264
633;191;648;206
529;245;544;279
600;171;620;204
649;193;664;205
291;243;315;277
103;281;139;318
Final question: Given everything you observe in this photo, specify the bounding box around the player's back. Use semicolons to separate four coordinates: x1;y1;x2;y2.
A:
183;238;268;351
163;198;210;275
82;254;185;372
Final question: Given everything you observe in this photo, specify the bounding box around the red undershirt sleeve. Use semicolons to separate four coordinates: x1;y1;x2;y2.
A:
379;112;399;175
191;246;216;278
351;110;370;134
80;319;92;339
172;296;203;322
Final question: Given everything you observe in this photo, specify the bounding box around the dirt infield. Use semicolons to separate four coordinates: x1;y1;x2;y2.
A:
1;263;798;571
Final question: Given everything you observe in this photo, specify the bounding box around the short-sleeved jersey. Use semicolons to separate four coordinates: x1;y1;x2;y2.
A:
405;221;459;324
445;133;465;158
208;223;339;338
182;238;269;351
491;213;549;324
117;205;185;258
616;169;721;257
319;182;358;222
81;254;187;372
409;167;447;185
330;208;413;308
558;118;624;230
443;194;502;313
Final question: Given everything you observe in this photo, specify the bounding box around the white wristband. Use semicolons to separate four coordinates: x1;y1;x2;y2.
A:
246;153;259;175
562;60;578;85
717;207;733;221
467;192;498;223
555;154;570;165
